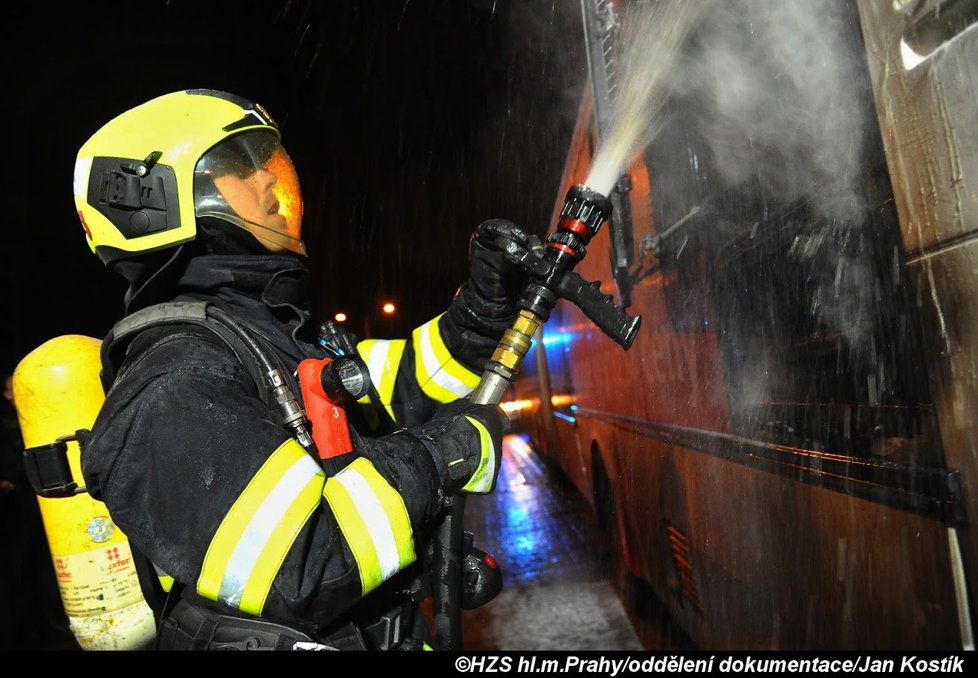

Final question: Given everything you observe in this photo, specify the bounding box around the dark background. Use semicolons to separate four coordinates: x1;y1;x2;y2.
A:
3;0;587;371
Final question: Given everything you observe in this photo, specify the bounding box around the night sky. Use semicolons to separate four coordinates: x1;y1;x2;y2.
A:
3;0;587;372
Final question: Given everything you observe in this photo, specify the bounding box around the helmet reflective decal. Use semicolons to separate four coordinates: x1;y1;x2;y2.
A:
224;108;278;133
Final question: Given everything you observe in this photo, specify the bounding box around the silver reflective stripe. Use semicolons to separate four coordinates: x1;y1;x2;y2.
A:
363;340;394;393
461;415;498;494
217;453;323;606
416;320;474;399
335;467;402;581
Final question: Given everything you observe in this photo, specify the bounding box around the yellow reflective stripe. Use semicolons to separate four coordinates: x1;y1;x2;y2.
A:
461;415;497;494
322;476;381;594
198;439;325;614
239;470;325;613
322;457;415;597
357;338;406;421
153;563;174;592
413;314;481;403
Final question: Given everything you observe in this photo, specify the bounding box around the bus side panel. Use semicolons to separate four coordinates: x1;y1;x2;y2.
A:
569;197;733;434
565;406;959;648
678;448;959;649
517;0;970;650
857;0;978;598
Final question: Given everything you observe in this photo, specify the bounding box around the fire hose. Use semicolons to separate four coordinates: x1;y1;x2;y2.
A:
433;184;642;649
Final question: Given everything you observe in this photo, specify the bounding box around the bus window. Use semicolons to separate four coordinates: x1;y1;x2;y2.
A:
639;111;720;335
710;203;938;463
637;21;940;466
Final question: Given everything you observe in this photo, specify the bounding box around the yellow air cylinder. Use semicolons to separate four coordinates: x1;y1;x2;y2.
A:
13;335;156;650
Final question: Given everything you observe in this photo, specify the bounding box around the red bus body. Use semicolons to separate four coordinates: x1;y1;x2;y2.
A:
511;0;977;649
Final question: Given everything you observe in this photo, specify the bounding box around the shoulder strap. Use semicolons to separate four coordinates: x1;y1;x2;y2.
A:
96;301;317;625
100;301;266;401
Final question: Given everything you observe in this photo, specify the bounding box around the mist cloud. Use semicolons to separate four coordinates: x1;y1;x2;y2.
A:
677;0;870;225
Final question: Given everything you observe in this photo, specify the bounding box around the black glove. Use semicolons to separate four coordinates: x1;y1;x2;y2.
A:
467;219;542;321
443;220;542;372
414;398;509;495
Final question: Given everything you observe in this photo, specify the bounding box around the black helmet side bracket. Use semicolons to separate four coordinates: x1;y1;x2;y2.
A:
88;155;180;240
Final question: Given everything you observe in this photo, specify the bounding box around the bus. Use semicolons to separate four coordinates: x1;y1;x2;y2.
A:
509;0;978;649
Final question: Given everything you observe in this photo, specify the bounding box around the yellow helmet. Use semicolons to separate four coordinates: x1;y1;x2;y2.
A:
73;89;305;263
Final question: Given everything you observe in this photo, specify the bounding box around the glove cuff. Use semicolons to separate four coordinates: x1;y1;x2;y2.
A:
442;285;514;372
417;435;450;483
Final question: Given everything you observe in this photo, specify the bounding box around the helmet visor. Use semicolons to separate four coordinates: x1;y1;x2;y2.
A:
194;130;305;254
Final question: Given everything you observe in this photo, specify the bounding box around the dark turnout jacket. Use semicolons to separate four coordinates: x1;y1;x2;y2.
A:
81;251;500;645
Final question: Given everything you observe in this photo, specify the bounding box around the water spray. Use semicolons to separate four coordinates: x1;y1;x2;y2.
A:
466;0;714;400
433;0;711;650
586;0;709;196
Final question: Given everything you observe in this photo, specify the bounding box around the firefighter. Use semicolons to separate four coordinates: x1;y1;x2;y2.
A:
72;89;531;650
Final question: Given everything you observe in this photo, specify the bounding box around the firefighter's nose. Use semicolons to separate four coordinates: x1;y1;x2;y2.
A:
257;167;278;191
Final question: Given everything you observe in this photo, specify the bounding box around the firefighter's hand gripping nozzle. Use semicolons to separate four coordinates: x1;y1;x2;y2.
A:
433;185;642;651
470;184;642;406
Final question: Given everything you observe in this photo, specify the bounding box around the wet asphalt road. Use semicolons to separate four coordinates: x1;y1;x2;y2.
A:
460;435;691;651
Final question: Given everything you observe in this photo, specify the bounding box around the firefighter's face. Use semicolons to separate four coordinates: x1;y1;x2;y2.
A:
213;167;291;252
196;132;305;255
